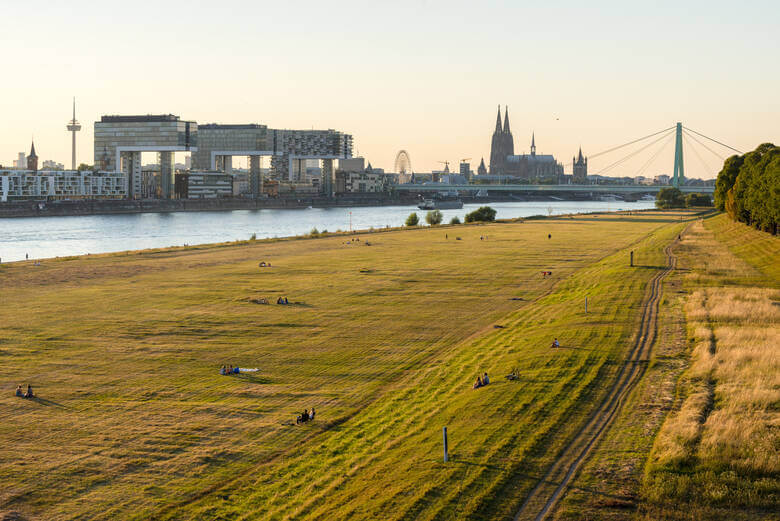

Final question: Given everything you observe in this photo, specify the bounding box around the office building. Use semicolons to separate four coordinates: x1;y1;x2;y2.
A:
94;114;197;199
0;170;126;202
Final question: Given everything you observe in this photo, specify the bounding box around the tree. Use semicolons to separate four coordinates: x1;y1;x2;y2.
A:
685;193;712;207
405;212;419;226
77;163;92;172
450;216;461;225
655;187;685;209
425;210;443;225
714;154;744;210
465;206;497;223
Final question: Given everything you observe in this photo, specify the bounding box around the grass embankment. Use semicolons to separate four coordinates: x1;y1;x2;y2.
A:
0;212;687;520
556;212;779;520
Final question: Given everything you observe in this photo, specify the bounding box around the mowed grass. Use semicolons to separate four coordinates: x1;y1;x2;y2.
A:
641;214;780;520
0;211;688;520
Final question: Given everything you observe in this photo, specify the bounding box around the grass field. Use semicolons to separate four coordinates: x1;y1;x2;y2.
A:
0;211;705;520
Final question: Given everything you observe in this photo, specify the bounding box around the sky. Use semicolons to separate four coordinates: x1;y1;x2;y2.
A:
1;0;778;179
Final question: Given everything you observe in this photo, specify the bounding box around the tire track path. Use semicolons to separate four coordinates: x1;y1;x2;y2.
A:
514;233;682;521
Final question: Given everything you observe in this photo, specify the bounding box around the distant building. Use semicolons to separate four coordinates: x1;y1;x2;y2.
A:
26;141;38;172
174;171;235;199
0;170;126;202
488;107;563;180
477;158;487;176
654;174;670;185
489;106;514;174
572;147;587;183
41;160;65;170
14;152;26;169
335;157;388;193
459;161;471;180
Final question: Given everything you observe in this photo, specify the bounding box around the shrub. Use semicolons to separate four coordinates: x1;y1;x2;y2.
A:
685;193;712;207
425;210;443;225
309;227;320;236
465;206;497;223
250;233;257;241
450;216;461;225
655;187;685;209
405;212;419;226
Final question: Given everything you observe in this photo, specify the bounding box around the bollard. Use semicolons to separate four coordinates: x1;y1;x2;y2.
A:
443;426;449;462
630;250;634;267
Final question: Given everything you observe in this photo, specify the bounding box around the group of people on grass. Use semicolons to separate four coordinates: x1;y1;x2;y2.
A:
277;296;290;305
473;372;490;389
220;365;241;375
296;408;316;424
15;384;34;399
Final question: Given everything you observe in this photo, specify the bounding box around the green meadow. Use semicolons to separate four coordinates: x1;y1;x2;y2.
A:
1;210;741;520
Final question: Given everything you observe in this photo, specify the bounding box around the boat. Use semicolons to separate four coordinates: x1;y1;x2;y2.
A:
640;194;656;201
599;194;623;202
418;198;464;210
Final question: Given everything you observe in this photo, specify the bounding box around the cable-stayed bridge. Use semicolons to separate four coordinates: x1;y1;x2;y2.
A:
396;123;741;194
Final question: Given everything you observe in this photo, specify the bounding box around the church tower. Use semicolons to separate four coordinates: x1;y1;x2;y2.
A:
573;146;588;182
477;157;487;176
489;105;504;174
502;106;514;157
27;140;39;172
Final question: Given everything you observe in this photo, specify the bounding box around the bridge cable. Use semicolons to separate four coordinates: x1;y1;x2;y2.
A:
682;130;726;161
592;129;676;176
683;133;717;177
635;131;675;178
588;126;676;160
682;126;742;154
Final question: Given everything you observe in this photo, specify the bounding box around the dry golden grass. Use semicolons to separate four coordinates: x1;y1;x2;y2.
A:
643;214;780;518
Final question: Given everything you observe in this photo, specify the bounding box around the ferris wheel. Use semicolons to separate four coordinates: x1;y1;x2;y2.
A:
394;150;413;175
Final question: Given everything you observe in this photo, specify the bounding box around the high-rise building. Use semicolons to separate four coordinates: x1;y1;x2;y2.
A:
15;152;26;169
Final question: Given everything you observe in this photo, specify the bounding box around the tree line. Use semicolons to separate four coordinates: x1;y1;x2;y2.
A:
715;143;779;235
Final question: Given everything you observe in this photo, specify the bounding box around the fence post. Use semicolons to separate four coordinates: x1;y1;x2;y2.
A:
443;426;449;462
630;250;634;267
585;296;588;314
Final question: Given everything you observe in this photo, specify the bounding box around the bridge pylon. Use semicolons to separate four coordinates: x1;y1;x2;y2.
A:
672;122;684;187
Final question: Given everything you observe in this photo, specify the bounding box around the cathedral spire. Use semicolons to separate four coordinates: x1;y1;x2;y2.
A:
577;146;583;162
494;105;502;133
531;133;536;156
503;106;510;134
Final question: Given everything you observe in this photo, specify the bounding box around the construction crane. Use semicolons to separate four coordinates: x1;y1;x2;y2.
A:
460;158;472;163
438;160;451;172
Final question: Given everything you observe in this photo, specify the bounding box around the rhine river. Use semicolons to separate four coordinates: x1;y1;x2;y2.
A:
0;200;654;262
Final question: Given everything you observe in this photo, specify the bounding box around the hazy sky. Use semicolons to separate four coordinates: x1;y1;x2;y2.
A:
2;0;778;178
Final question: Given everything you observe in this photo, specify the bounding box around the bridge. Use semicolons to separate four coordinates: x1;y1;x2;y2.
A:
394;183;713;194
395;122;736;196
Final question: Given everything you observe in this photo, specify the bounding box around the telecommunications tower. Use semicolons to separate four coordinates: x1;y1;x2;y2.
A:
66;97;81;170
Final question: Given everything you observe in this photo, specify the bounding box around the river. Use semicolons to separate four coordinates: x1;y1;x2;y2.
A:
0;200;655;262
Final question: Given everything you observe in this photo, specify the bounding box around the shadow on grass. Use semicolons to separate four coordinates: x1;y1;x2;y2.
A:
31;397;68;409
634;265;668;270
234;374;273;384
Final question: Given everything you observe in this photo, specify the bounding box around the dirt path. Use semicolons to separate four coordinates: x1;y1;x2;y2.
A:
514;235;681;521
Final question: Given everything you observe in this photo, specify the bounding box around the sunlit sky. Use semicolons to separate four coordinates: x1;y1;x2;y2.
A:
2;0;778;179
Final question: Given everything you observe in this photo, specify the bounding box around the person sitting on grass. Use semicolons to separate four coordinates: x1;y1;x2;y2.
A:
233;366;240;374
277;297;283;304
24;384;34;399
15;384;23;397
220;365;227;376
551;338;560;348
309;407;315;421
283;297;289;305
483;372;490;385
473;376;483;389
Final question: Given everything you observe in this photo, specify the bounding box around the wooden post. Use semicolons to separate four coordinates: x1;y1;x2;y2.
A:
630;250;634;267
443;427;449;462
585;296;588;314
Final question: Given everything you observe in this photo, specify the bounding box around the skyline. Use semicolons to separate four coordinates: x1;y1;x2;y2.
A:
2;0;778;179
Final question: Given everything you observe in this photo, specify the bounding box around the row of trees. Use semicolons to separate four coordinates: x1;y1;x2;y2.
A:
405;206;496;227
714;143;779;234
655;187;712;209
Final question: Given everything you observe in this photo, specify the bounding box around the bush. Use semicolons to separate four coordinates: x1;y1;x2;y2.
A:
655;187;685;209
309;227;320;236
465;206;496;223
450;216;461;225
250;233;257;241
405;212;419;226
685;193;712;207
425;210;443;225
